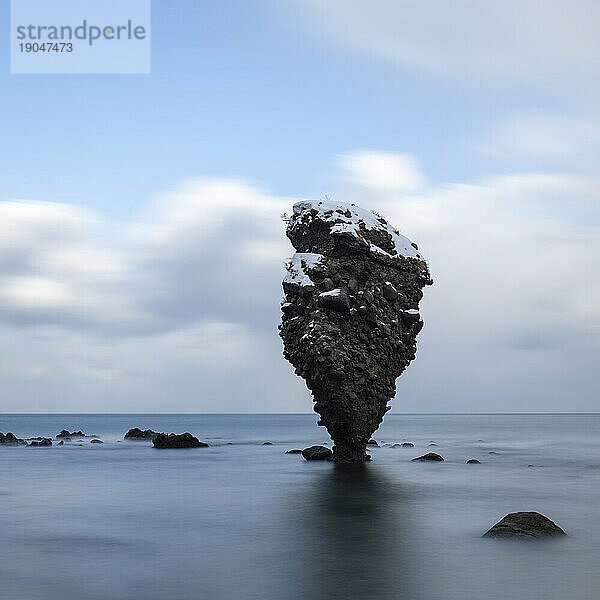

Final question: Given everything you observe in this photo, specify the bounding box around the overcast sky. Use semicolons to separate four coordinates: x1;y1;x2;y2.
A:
1;1;598;412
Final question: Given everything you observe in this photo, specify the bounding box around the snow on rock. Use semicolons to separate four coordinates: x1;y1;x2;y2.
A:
291;200;423;260
283;252;323;287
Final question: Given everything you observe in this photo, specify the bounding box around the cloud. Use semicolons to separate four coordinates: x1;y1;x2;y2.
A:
1;153;599;412
336;150;600;411
286;0;600;88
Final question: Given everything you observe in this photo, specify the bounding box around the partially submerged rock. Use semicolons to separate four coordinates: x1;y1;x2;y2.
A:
412;452;444;462
302;445;333;461
90;439;104;444
467;459;481;464
56;430;85;439
367;439;379;447
279;200;432;463
401;442;414;447
483;512;566;539
285;449;303;454
152;433;209;449
124;427;159;440
0;432;25;446
28;438;52;447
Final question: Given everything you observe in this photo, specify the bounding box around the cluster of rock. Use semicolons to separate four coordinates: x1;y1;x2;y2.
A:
56;429;86;438
279;200;432;463
152;432;209;449
124;428;159;440
0;432;26;445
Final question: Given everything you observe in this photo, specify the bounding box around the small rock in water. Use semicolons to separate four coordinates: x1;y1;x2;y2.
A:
28;438;52;447
124;428;159;440
483;512;566;539
302;445;333;461
262;441;273;445
467;459;481;464
412;452;444;462
56;430;85;439
90;439;104;444
285;449;302;454
367;439;379;447
58;440;64;445
488;451;501;455
401;442;414;447
152;433;209;449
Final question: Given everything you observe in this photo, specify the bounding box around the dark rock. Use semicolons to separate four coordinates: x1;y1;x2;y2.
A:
90;439;104;444
401;442;414;447
263;441;273;445
285;449;302;454
280;200;432;463
56;430;85;439
58;440;64;445
383;282;399;301
467;459;481;464
301;445;333;461
317;287;351;312
124;427;159;440
28;438;52;447
483;512;566;539
0;432;25;445
488;451;501;455
367;439;379;446
152;433;209;449
412;452;444;462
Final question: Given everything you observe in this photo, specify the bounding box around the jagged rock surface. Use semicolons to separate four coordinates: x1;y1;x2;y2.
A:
124;427;159;440
279;200;432;463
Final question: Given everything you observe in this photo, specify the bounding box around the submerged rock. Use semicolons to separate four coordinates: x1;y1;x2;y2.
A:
152;433;209;449
124;428;159;440
302;445;333;461
0;432;25;446
483;512;566;539
412;452;444;462
28;438;52;447
279;200;432;463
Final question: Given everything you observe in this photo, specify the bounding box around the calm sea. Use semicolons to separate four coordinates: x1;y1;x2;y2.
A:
0;413;598;600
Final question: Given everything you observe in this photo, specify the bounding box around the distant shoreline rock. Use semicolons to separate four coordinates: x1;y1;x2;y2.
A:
0;432;26;446
124;428;159;440
56;430;91;439
152;433;209;449
483;512;566;539
28;438;52;447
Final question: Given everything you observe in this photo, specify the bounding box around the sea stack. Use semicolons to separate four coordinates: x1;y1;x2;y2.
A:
279;200;432;463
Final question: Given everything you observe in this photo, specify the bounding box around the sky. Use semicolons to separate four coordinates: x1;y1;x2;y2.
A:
0;0;599;413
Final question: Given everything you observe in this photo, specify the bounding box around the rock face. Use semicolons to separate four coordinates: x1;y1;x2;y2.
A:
302;445;333;461
483;512;566;539
152;433;209;449
0;432;25;445
124;427;159;440
279;200;432;463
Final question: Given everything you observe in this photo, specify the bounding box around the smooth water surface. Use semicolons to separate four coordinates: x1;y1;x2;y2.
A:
0;413;599;600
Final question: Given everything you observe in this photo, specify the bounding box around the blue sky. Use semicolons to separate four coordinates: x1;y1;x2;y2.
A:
0;1;599;412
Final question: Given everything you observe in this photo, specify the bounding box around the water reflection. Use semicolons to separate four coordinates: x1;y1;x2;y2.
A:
280;464;421;600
